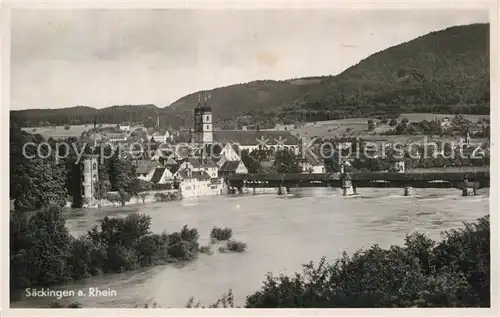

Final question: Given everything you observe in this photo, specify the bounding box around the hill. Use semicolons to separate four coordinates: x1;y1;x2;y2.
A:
10;23;489;129
10;104;164;128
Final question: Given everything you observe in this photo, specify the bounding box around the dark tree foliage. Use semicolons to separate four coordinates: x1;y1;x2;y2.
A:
10;123;67;210
10;24;489;129
241;149;264;173
273;150;301;173
10;205;200;299
244;215;490;308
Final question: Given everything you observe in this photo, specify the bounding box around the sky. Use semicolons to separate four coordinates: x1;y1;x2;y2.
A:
10;9;489;110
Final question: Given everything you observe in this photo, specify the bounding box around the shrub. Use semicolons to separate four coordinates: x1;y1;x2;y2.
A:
49;301;82;308
199;245;212;254
227;240;247;253
64;125;71;130
10;205;201;292
186;290;237;308
210;227;233;242
244;215;490;308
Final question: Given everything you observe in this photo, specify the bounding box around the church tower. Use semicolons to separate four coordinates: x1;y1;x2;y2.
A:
193;94;213;145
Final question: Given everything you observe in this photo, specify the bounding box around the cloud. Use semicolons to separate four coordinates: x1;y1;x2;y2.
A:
10;9;489;110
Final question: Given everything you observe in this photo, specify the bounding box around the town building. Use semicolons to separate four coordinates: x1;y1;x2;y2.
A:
299;152;326;174
150;167;174;184
213;130;301;154
119;125;131;132
106;132;128;143
219;161;249;177
134;160;159;182
393;160;405;173
175;168;222;198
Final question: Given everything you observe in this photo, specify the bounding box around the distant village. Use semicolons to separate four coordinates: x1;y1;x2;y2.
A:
21;95;490;207
76;97;325;207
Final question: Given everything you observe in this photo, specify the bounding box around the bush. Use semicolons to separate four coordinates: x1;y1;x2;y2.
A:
210;227;233;242
49;301;82;308
10;205;201;292
186;290;237;308
64;125;71;130
245;215;490;308
199;245;212;254
227;240;247;253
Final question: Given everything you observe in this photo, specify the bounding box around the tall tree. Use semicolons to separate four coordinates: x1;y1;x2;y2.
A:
10;124;67;210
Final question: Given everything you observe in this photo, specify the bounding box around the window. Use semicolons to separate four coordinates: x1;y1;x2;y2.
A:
206;116;209;121
206;125;210;130
93;162;97;169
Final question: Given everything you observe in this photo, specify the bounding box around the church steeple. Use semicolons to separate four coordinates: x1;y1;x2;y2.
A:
192;92;213;145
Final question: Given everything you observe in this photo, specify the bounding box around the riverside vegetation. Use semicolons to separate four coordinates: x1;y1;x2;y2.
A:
48;215;489;308
10;204;247;301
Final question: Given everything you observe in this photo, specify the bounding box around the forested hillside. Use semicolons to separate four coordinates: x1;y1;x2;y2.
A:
11;23;489;129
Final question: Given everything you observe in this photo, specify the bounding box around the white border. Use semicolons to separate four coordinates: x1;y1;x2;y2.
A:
1;1;499;316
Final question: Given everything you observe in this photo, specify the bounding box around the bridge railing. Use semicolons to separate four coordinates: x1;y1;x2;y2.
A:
227;172;489;182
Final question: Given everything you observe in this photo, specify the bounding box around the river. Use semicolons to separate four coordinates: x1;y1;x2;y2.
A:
11;187;489;308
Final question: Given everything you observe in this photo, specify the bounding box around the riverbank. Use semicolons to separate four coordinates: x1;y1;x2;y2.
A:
11;188;489;308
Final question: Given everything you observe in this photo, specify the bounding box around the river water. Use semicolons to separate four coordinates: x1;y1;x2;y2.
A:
12;187;489;308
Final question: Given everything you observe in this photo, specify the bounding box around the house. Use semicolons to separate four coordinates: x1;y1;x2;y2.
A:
213;130;301;154
213;143;242;168
176;169;221;198
106;133;128;142
300;152;325;174
119;125;131;132
149;131;171;143
161;155;179;168
176;157;219;178
178;157;203;172
219;161;248;177
134;160;158;181
393;160;405;173
150;167;174;184
440;118;451;129
220;142;241;161
200;159;219;178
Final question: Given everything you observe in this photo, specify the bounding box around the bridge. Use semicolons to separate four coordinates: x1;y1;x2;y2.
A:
226;171;490;196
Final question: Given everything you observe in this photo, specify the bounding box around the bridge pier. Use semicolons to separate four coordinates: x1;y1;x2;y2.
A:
341;173;354;196
461;176;478;196
462;187;477;196
403;186;415;196
278;186;286;195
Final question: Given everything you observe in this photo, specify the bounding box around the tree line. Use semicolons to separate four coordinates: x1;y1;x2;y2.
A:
10;123;144;210
10;204;200;300
52;214;490;308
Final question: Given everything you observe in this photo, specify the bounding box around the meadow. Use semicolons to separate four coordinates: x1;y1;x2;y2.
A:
21;124;120;140
291;113;490;140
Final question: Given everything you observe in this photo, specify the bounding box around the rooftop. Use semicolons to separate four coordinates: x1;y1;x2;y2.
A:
214;130;300;146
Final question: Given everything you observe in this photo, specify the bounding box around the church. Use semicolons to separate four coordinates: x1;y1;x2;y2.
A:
190;95;301;155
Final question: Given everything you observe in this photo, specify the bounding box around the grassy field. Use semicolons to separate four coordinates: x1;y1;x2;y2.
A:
21;124;117;140
400;113;490;123
291;113;490;140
